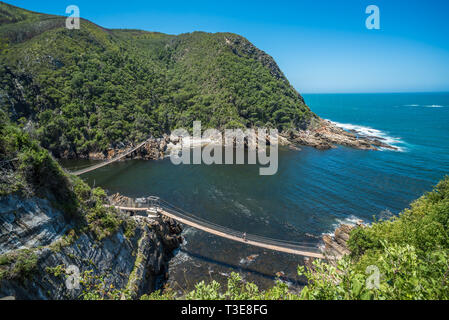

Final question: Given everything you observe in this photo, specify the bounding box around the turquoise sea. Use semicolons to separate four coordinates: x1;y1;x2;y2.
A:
64;92;449;292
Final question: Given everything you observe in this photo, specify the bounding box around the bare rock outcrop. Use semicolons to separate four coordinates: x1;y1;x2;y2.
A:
304;222;364;272
284;119;398;151
321;223;364;264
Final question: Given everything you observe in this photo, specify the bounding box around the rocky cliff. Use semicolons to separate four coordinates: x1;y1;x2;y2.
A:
0;194;182;300
0;118;184;300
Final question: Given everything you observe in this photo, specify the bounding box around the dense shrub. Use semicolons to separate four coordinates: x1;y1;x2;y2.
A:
301;176;449;300
0;249;38;283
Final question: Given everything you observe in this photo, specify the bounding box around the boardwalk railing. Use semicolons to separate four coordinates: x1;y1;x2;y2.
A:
112;198;325;259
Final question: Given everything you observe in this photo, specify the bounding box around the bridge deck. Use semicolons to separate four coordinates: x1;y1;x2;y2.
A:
72;139;151;176
112;205;325;259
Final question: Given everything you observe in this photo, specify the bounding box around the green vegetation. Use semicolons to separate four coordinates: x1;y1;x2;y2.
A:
123;218;137;240
0;116;138;284
49;229;77;253
73;180;121;240
125;230;147;298
0;113;129;239
0;2;315;158
80;270;130;300
182;273;299;300
337;176;449;300
0;249;38;283
1;2;448;301
45;264;66;278
81;271;297;301
0;109;74;200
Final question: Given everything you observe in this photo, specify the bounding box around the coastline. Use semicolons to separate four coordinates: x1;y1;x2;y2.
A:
303;222;362;272
58;118;398;162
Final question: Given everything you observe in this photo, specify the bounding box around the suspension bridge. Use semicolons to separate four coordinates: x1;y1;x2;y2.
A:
111;198;325;259
70;138;325;259
71;138;153;176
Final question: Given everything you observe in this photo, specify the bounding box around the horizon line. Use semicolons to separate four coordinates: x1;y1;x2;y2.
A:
300;91;449;95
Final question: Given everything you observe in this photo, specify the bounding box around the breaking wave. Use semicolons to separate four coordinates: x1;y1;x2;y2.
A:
322;215;366;237
403;104;445;108
328;120;407;152
424;104;445;108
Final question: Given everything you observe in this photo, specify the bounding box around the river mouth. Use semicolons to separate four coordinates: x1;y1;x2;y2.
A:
59;146;431;293
60;93;449;294
60;150;322;293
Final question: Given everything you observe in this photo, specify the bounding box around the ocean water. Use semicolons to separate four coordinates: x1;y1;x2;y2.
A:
63;92;449;292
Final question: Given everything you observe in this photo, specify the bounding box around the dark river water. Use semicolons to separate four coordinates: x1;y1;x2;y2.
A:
60;93;449;294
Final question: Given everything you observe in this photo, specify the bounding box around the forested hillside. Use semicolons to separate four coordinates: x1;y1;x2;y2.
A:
0;2;316;158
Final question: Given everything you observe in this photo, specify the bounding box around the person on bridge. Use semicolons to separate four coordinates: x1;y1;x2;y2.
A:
243;232;248;242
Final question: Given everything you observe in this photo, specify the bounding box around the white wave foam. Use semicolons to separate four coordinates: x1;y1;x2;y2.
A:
328;120;406;152
181;227;198;244
424;105;445;108
170;251;192;267
403;104;445;108
322;215;366;237
335;215;366;227
239;254;259;266
319;215;371;252
232;200;252;217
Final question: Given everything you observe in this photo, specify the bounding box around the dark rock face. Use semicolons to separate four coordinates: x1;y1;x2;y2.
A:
0;196;72;255
123;218;182;299
0;194;182;300
224;35;286;81
158;217;183;252
141;136;169;160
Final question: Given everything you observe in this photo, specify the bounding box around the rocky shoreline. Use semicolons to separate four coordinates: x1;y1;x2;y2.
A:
304;221;364;271
61;118;397;161
283;119;398;151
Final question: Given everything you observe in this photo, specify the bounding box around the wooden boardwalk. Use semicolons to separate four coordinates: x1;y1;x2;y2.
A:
112;205;325;259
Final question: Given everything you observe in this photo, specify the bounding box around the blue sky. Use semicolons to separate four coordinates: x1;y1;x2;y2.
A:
5;0;449;93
